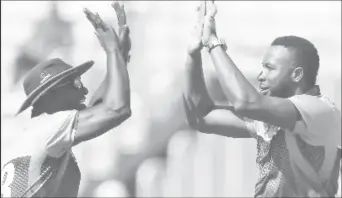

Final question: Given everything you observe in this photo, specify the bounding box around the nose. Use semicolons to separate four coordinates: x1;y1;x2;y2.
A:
257;70;266;82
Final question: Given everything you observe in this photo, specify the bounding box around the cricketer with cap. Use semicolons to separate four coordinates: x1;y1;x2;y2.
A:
183;1;341;197
1;1;131;197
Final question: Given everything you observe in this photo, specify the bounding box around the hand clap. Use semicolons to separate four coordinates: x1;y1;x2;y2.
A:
201;0;218;46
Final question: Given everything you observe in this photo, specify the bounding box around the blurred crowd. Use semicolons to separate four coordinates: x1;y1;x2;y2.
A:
1;1;341;197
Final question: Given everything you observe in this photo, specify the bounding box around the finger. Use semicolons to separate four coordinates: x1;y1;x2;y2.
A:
204;0;207;16
84;8;98;28
119;4;127;25
207;0;217;18
111;27;119;38
196;2;204;22
112;1;127;27
112;0;121;11
112;1;122;16
95;28;105;36
83;7;94;17
119;25;130;39
196;1;207;28
99;19;109;31
93;13;109;31
89;12;103;30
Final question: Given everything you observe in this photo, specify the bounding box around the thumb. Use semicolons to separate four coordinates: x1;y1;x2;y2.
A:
121;25;130;35
111;27;120;40
94;32;101;41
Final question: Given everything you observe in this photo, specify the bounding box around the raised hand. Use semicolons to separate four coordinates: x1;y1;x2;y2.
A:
112;1;131;62
84;8;109;31
84;8;120;53
187;2;206;55
201;0;218;46
112;0;127;32
95;28;120;53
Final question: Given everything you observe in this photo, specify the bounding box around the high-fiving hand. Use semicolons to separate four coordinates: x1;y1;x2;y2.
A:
84;1;131;61
84;7;120;53
187;0;218;55
202;0;218;46
187;2;206;55
112;0;131;62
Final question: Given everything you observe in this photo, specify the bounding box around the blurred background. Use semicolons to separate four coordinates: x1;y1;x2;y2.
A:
1;1;341;197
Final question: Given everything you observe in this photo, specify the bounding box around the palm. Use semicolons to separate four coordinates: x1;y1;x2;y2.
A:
112;1;131;62
188;24;203;54
202;1;217;45
84;8;119;52
187;2;206;55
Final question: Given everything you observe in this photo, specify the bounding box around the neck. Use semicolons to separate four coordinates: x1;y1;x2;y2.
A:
294;87;306;95
294;84;318;96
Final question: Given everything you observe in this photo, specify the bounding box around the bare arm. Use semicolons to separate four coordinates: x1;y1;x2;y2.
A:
183;52;213;118
89;35;130;107
202;1;298;130
74;49;130;145
183;51;252;138
73;19;131;145
183;2;252;138
209;45;298;130
87;3;131;106
89;77;106;106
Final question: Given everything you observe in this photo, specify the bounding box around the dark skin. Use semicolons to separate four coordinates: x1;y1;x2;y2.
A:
32;1;131;147
184;1;308;137
33;78;89;116
84;1;131;106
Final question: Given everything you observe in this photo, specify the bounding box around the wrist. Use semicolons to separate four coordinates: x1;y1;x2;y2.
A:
208;35;218;43
202;34;218;47
106;48;120;55
206;38;227;54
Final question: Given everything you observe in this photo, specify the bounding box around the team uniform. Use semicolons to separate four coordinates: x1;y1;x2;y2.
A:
1;110;80;197
244;86;341;197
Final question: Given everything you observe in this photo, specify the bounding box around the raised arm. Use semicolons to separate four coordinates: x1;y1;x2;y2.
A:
183;2;252;138
73;10;131;146
201;1;299;130
86;1;131;106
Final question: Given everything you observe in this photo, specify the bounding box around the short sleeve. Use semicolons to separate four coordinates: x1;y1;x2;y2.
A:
288;95;341;147
243;117;260;139
31;110;79;158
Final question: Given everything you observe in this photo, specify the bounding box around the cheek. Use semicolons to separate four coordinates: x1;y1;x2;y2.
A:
265;70;281;84
266;70;291;87
60;89;78;102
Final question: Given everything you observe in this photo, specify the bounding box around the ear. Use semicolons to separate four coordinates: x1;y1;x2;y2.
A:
291;67;304;83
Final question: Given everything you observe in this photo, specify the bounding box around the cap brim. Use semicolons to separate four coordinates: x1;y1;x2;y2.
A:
16;60;94;116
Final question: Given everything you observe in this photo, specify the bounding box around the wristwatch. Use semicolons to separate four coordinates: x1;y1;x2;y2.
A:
204;37;227;53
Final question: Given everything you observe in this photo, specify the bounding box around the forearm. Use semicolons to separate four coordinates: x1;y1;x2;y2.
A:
183;51;213;118
89;50;128;106
103;50;130;112
89;78;107;106
209;43;260;108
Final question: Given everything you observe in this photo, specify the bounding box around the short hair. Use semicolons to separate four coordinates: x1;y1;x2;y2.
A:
271;36;320;86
